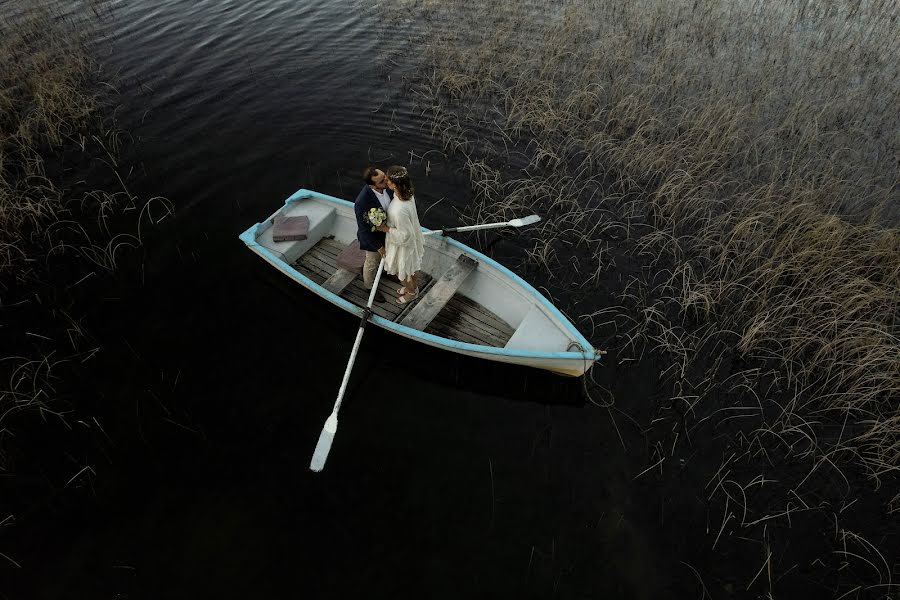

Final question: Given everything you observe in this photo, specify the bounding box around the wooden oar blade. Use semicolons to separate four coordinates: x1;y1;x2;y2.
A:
509;214;540;227
309;413;338;472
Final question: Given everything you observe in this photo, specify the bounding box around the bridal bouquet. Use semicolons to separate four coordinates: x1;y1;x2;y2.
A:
364;207;387;232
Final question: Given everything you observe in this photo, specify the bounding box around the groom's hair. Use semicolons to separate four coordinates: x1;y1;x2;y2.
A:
362;166;379;185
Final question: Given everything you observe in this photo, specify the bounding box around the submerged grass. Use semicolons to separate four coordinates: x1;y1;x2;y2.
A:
373;0;899;596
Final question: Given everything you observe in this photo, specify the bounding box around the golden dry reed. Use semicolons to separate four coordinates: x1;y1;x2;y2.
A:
374;0;899;596
1;1;171;474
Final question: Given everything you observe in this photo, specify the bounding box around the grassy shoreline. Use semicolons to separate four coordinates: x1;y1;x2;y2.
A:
375;0;899;596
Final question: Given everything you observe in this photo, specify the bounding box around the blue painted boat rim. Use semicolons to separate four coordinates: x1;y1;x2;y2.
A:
285;189;596;353
239;188;598;364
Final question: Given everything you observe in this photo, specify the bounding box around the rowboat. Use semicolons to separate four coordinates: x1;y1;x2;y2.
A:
239;189;601;376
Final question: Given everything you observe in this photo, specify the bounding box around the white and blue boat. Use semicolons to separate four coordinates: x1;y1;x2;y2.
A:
239;189;601;376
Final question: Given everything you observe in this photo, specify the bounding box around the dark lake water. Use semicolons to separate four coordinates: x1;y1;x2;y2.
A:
4;1;686;598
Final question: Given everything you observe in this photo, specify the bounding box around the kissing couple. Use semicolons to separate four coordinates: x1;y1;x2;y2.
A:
353;165;426;304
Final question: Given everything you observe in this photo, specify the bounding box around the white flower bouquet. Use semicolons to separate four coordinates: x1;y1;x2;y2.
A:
364;207;388;232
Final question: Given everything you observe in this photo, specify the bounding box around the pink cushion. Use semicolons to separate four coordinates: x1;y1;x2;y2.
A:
272;215;309;242
337;240;366;274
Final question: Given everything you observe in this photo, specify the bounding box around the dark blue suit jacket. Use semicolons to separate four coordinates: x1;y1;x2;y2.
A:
354;185;393;251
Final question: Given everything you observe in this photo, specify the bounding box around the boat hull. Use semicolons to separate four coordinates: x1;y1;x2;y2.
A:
240;189;599;376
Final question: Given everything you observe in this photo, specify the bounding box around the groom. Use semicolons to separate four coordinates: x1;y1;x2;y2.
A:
354;167;393;299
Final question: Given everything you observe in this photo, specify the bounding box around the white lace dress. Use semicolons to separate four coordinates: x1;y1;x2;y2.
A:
384;195;426;282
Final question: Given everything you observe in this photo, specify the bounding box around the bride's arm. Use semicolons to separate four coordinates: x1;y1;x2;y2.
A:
377;209;411;242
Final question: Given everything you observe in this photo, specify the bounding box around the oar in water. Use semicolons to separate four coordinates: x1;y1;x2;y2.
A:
423;214;541;236
309;258;386;473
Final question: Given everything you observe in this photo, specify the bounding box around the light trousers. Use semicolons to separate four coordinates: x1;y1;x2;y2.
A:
362;250;381;289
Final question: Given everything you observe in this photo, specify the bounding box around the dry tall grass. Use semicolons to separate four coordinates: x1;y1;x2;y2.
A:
373;0;899;596
0;2;171;480
0;1;135;278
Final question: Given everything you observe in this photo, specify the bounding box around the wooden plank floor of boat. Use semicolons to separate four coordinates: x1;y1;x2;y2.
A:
293;237;515;348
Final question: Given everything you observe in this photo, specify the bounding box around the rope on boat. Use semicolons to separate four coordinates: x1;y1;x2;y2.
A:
569;341;614;408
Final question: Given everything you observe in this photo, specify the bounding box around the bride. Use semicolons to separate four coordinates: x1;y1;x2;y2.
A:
374;165;426;304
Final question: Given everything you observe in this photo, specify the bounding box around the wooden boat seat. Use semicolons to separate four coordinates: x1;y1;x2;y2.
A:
322;240;366;295
322;269;357;294
504;305;572;352
400;254;478;331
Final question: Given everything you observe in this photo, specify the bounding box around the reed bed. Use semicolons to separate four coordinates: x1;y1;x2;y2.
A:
0;2;170;484
373;0;899;596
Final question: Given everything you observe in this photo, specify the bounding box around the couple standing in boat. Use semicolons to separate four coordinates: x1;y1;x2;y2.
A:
354;165;426;304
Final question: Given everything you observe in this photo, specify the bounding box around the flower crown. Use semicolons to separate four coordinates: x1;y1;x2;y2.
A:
388;167;409;181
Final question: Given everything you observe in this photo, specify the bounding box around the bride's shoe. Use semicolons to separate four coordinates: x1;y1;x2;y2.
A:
396;289;419;304
397;286;419;295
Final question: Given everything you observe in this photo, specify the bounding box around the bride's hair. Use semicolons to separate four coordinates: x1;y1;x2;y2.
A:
386;165;414;200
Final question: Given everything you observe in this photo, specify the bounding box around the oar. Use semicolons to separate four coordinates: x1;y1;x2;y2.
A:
309;258;386;472
423;214;541;236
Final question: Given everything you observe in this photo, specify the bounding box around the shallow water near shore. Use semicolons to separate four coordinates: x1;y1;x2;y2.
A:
1;1;676;598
